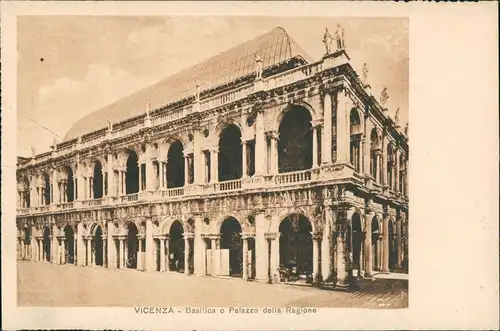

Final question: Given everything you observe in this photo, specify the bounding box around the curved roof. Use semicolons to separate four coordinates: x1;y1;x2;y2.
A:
64;27;312;141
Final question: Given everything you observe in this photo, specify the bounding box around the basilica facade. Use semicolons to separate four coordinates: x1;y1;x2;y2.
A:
16;27;409;287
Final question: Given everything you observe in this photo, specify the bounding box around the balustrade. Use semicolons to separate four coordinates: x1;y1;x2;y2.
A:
274;169;312;185
122;193;139;202
216;179;242;192
161;187;184;197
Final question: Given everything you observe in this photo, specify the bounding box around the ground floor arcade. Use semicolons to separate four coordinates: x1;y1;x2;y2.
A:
17;208;408;287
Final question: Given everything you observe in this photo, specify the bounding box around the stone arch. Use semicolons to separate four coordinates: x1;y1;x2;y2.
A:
210;212;243;234
270;209;317;234
159;217;185;235
348;211;364;274
273;101;317;132
87;220;106;236
92;159;104;199
168;219;185;272
219;216;244;277
277;212;314;277
211;119;244;147
125;149;140;194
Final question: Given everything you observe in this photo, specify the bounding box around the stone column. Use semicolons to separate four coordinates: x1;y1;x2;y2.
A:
183;153;190;185
107;221;115;269
381;135;387;186
193;216;204;276
102;236;107;267
241;140;248;177
396;219;402;268
61;238;66;264
145;219;154;272
395;149;401;192
37;239;42;261
210;149;219;183
269;131;279;174
107;153;115;197
312;233;320;282
137;237;143;270
321;205;333;282
160;237;166;272
193;130;203;185
336;231;349;288
335;89;351;164
322;93;333;164
138;163;143;191
52;169;59;204
242;235;249;280
211;235;220;276
312;125;319;167
119;238;125;269
364;211;374;277
145;146;155;191
184;235;191;275
382;216;390;272
254;109;267;176
86;237;92;266
255;212;268;282
165;237;170;272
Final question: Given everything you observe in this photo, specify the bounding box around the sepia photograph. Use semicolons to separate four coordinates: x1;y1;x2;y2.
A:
2;2;498;330
15;15;409;308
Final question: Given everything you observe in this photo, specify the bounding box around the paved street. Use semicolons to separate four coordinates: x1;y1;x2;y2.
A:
17;262;407;308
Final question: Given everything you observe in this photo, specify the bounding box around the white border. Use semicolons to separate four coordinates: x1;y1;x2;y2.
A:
2;2;499;330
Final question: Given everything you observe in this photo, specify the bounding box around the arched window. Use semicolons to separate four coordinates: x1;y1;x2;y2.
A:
43;173;51;205
218;125;242;181
126;150;140;194
66;166;74;202
278;105;313;173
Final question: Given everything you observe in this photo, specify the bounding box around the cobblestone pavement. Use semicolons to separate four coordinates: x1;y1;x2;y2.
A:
17;262;408;308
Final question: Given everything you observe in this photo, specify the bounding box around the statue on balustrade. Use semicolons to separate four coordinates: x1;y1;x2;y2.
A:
31;146;36;158
322;28;333;54
380;87;389;105
107;119;113;132
395;108;400;127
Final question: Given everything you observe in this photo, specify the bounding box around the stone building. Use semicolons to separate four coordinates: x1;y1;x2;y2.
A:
16;27;409;287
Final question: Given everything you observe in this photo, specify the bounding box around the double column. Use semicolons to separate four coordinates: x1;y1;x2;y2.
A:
335;88;352;164
157;235;171;272
209;148;219;183
311;119;322;168
208;234;221;276
265;130;279;175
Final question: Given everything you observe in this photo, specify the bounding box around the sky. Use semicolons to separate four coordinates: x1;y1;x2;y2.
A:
17;16;408;157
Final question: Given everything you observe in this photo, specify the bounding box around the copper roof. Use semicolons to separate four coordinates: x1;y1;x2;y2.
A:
64;27;312;141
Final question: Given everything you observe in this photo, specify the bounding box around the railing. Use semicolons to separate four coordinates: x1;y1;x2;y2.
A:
122;193;139;202
152;107;185;126
61;202;74;209
89;198;103;206
162;187;184;197
266;62;319;90
18;208;29;214
274;169;312;185
216;179;242;192
200;85;254;111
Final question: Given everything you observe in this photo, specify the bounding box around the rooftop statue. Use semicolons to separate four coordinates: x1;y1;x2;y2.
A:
254;54;263;79
395;108;400;126
335;24;345;50
52;137;58;150
194;80;201;101
322;28;333;54
145;100;151;117
107;119;113;132
362;63;369;86
380;87;389;105
31;146;36;159
405;122;409;136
